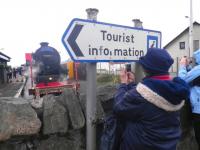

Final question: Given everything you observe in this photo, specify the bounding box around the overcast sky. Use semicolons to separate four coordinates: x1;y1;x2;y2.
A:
0;0;199;67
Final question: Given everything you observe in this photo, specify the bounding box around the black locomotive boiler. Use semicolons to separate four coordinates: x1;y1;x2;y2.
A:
32;42;62;84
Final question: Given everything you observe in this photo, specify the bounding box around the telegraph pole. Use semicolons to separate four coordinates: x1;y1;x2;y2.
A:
86;8;99;150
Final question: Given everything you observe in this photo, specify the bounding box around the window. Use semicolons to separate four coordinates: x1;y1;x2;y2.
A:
194;40;199;51
179;42;185;50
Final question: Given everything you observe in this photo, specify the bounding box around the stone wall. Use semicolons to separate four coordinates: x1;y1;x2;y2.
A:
0;83;198;150
0;88;86;150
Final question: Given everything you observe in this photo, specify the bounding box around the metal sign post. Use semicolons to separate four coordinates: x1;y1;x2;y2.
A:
62;12;162;150
85;8;98;150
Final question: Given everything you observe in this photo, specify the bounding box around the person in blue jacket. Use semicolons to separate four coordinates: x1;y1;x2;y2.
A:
178;49;200;150
114;48;190;150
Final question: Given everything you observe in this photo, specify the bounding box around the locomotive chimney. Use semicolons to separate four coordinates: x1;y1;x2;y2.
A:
40;42;49;46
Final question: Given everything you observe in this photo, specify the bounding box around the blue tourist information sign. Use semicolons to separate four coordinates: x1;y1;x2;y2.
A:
62;18;161;62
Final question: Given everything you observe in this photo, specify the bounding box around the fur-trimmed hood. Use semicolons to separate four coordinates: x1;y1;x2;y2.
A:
136;77;190;111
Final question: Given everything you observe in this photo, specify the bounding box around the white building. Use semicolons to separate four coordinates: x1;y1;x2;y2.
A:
164;21;200;73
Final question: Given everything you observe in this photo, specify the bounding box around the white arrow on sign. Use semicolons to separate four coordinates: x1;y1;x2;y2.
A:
62;18;161;62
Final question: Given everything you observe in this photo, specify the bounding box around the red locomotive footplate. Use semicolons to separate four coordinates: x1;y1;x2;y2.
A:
28;81;80;97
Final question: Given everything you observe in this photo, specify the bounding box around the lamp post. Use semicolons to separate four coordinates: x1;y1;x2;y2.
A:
185;16;190;57
185;0;193;58
190;0;193;57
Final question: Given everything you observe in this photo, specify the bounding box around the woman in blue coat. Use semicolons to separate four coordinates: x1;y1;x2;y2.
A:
178;49;200;150
114;48;190;150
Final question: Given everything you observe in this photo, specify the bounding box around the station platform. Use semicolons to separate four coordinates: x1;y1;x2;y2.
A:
0;76;25;98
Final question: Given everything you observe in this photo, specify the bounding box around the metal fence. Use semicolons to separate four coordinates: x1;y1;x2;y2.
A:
96;58;185;78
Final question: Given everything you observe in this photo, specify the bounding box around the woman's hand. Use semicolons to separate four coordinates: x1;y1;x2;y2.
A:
180;56;188;66
120;69;135;84
127;72;135;84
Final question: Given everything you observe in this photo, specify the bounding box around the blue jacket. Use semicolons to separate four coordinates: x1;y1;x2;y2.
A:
178;49;200;114
114;77;189;150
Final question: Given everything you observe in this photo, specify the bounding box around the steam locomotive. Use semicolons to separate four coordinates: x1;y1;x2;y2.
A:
29;42;76;97
32;42;64;84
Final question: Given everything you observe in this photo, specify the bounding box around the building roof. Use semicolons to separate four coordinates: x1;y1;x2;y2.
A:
0;52;11;62
164;21;200;49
